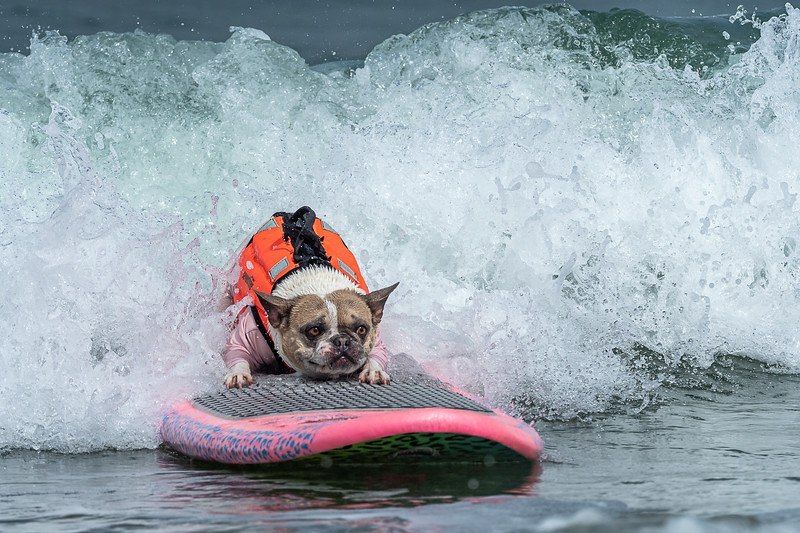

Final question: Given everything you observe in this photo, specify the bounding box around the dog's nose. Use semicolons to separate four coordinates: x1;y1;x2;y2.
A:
332;335;351;349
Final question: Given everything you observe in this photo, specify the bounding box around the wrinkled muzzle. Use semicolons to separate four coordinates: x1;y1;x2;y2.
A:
312;333;366;374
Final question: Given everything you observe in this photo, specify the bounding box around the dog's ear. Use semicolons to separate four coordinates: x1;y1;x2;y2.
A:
255;291;292;329
363;282;399;325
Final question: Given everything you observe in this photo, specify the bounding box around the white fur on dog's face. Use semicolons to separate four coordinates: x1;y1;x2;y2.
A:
257;266;397;379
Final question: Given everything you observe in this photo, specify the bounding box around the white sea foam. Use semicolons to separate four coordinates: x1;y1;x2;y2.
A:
1;5;800;451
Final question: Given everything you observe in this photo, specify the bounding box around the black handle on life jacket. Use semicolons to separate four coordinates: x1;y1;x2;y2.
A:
273;206;331;269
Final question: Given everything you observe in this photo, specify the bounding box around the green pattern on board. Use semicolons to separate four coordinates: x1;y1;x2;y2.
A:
298;432;526;465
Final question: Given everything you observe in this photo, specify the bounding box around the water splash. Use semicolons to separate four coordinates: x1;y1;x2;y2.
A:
1;4;799;451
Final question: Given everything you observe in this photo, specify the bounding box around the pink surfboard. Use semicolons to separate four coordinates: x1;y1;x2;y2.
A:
161;363;543;465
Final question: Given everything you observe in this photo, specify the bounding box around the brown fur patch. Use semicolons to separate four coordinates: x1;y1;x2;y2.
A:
270;289;383;377
274;294;328;370
327;289;378;353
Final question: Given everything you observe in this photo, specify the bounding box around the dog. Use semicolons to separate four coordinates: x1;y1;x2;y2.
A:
222;207;398;388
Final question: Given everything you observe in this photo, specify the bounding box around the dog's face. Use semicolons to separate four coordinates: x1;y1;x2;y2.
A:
257;283;398;379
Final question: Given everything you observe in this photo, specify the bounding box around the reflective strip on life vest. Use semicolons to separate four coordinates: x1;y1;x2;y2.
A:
336;258;357;281
259;217;278;232
269;258;290;281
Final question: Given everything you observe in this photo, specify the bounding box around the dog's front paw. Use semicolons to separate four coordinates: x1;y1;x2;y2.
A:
358;359;390;385
224;361;253;389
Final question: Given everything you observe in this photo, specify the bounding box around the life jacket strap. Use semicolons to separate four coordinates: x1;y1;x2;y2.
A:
250;306;293;374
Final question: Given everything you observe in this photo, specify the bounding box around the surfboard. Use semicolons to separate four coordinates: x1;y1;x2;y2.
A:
160;359;543;465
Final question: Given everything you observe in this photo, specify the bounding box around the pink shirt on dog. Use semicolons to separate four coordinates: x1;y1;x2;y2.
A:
223;309;389;372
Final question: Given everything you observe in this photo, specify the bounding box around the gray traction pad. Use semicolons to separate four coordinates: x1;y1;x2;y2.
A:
193;374;492;419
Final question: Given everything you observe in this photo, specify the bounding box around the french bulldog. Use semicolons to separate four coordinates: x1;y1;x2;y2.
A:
223;264;398;387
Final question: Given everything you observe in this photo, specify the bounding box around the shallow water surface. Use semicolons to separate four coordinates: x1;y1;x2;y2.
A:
3;364;798;531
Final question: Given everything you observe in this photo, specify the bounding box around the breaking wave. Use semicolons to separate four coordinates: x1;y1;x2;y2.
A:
1;4;799;451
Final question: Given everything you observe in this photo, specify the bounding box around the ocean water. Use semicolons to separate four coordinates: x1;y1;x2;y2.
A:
1;3;800;531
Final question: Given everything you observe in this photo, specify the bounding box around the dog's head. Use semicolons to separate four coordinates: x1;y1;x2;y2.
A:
256;283;398;379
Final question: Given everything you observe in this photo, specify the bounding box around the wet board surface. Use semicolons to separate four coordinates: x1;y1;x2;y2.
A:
192;377;491;418
160;357;543;465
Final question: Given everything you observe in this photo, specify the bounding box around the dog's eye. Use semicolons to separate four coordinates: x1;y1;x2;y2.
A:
307;326;322;338
356;325;367;336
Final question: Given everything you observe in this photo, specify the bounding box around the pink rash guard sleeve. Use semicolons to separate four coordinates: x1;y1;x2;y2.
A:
222;309;278;370
367;330;389;370
223;309;390;372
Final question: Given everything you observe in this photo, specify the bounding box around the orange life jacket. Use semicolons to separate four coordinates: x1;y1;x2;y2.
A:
232;208;369;353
